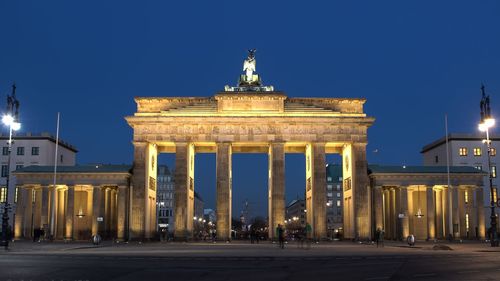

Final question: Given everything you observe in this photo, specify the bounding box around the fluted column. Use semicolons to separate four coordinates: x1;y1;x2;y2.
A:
14;187;26;239
373;186;384;233
174;142;195;240
216;142;232;241
475;187;485;239
40;186;49;233
426;186;436;240
117;185;129;241
352;143;370;239
268;142;285;240
452;187;459;238
91;186;102;236
400;187;409;240
65;186;74;240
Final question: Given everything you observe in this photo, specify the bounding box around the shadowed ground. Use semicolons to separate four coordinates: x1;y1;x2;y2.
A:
0;240;499;281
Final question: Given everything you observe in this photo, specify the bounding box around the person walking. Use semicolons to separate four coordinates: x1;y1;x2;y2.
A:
277;224;285;249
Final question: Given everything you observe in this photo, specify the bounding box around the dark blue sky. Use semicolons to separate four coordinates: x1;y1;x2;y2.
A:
1;1;499;217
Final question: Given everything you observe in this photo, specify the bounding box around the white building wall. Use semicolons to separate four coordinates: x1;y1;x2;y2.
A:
422;135;498;229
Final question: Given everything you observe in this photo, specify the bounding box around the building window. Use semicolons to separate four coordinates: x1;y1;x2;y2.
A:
336;184;341;191
336;200;341;207
15;165;23;171
459;148;468;156
435;156;439;163
327;176;332;182
14;187;18;203
493;188;498;203
338;177;342;181
475;166;482;171
60;154;64;163
0;187;6;203
327;184;333;190
2;147;8;156
16;147;24;155
491;148;497;156
474;148;482;156
492;166;497;178
337;192;341;198
31;147;39;155
1;165;8;177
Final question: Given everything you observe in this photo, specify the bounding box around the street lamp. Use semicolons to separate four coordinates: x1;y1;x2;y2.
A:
478;84;498;247
1;84;20;250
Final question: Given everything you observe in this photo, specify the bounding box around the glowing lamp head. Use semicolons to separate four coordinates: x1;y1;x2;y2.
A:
2;115;14;126
11;122;21;131
479;123;488;132
485;118;495;128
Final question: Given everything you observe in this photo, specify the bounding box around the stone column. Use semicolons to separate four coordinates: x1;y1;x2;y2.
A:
174;142;195;240
452;187;460;238
40;186;49;231
117;185;128;241
475;187;485;239
351;143;370;240
216;142;232;241
426;186;436;240
23;188;34;238
130;142;146;239
268;142;285;240
400;187;409;240
14;187;26;239
91;186;102;236
383;189;392;239
390;188;397;239
65;186;74;240
373;186;384;232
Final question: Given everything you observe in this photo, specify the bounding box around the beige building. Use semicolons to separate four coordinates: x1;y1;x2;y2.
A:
370;165;485;240
13;165;131;241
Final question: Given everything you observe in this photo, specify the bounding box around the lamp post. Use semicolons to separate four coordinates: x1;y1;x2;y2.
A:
1;84;21;250
478;84;498;247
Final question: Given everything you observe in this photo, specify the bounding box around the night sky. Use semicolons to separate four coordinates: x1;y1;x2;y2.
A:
1;1;499;218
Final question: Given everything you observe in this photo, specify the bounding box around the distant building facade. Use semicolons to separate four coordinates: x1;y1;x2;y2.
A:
285;198;306;227
156;165;174;232
422;134;498;229
326;164;343;237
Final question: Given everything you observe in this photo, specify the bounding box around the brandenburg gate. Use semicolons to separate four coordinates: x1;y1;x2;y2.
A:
125;50;374;241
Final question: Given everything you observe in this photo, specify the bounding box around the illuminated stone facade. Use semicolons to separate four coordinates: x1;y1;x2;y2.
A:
369;166;486;240
126;91;374;240
13;165;131;241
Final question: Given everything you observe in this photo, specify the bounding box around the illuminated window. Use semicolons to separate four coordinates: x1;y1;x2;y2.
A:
0;187;6;203
493;188;498;204
459;148;468;156
474;148;482;156
465;190;469;204
491;148;497;156
475;166;482;171
327;184;333;190
14;187;18;203
337;192;341;198
492;166;497;178
336;200;341;207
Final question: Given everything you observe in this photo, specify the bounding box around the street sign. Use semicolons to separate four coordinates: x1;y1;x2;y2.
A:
97;217;104;222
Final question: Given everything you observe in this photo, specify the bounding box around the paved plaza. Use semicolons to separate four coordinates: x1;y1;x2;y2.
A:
0;240;499;281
